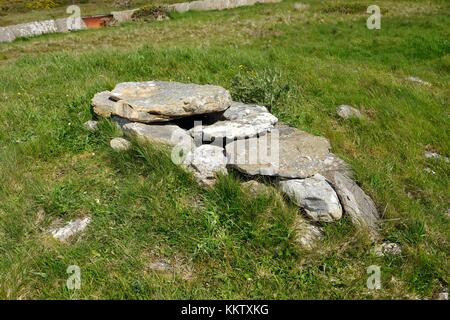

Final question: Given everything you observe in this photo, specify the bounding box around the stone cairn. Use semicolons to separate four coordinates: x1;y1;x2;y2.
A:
91;81;381;245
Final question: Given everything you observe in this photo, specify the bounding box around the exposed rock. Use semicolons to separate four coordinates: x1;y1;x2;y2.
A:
324;171;380;237
0;27;15;43
424;167;436;175
93;81;232;123
437;292;449;300
110;137;131;151
424;151;449;163
374;242;402;257
406;76;431;86
84;120;98;131
278;174;342;222
123;122;194;150
293;2;310;11
184;145;228;186
293;217;323;250
50;217;91;242
241;180;271;195
226;123;349;178
336;105;363;119
190;102;278;141
92;91;119;117
148;261;173;272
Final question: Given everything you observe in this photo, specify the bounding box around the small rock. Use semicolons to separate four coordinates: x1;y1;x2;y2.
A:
110;137;131;151
406;76;431;86
50;217;91;242
293;3;310;11
185;145;228;186
424;151;449;163
374;242;402;257
293;217;323;250
83;120;98;131
437;292;448;300
278;174;342;222
148;261;173;272
324;171;380;237
336;105;363;119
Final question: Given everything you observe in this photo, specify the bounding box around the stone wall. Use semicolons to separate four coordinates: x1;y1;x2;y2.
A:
0;0;281;43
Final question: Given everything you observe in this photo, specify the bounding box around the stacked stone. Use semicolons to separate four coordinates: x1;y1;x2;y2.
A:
92;81;380;241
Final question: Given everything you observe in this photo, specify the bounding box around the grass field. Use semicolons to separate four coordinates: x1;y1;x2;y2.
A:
0;0;449;299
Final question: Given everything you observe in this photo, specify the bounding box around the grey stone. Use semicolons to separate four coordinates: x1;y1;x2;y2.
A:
111;9;138;23
293;217;323;250
168;0;282;13
374;242;402;256
96;81;232;122
337;105;363;119
123;122;194;149
278;174;343;222
437;292;448;300
406;76;431;86
191;102;277;140
84;120;98;131
148;261;172;272
424;151;449;163
110;137;131;151
184;145;228;186
226;123;350;178
50;217;91;242
324;171;380;237
0;27;16;43
9;20;58;39
92;91;119;117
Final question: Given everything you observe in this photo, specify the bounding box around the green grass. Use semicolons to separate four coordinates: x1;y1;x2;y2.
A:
0;0;449;299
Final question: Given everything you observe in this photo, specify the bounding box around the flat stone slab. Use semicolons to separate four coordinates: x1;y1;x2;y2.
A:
226;123;349;178
93;81;232;123
279;174;342;222
324;171;380;237
190;102;278;140
122;122;194;147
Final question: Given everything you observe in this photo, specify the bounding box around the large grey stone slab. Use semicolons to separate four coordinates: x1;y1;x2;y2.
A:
278;174;342;222
324;171;380;237
226;123;349;178
190;102;277;140
93;81;232;123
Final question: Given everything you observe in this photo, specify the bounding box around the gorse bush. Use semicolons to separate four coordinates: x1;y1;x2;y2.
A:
25;0;59;10
230;67;292;112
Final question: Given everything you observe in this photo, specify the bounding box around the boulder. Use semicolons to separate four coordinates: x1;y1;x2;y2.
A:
93;81;232;123
226;123;349;178
336;105;363;119
184;145;228;186
324;171;380;237
190;102;278;141
278;174;342;222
